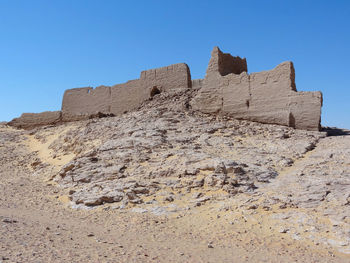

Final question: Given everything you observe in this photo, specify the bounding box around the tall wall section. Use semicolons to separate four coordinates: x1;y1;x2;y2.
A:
8;47;323;131
191;47;322;131
61;86;112;121
61;63;191;121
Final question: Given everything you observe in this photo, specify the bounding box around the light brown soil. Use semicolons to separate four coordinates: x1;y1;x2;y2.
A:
1;124;349;263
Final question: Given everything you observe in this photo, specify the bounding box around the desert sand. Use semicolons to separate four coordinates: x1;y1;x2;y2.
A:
1;90;349;262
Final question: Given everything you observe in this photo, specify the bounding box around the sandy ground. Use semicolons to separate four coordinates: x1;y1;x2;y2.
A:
1;124;349;263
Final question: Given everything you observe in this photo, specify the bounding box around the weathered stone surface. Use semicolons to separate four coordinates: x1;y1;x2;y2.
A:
191;47;322;131
2;87;349;256
45;90;325;209
8;111;62;129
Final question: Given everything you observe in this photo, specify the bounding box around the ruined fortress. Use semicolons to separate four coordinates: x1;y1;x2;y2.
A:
9;47;322;131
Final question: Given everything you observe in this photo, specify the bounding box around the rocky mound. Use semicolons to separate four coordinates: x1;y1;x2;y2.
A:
28;89;319;205
7;88;346;255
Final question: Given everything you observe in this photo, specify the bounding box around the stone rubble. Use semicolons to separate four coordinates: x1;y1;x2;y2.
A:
1;84;348;256
39;90;324;209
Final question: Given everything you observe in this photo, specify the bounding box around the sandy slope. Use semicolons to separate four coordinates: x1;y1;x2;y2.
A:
1;121;349;263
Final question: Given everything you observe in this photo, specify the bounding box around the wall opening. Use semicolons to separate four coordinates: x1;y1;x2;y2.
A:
217;50;248;76
289;112;296;128
150;86;161;97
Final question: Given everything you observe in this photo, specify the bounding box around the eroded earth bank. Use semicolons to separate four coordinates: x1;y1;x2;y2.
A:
1;90;349;262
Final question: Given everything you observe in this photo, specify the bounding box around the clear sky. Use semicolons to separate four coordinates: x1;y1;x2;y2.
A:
0;0;349;128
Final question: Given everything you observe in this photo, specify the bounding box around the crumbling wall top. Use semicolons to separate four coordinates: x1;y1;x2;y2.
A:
8;47;323;131
206;46;247;77
193;47;322;131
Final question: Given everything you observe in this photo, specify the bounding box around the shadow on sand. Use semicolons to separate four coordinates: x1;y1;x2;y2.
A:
322;127;350;136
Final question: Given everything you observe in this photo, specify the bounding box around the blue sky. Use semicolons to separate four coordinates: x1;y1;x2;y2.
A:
0;0;349;128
